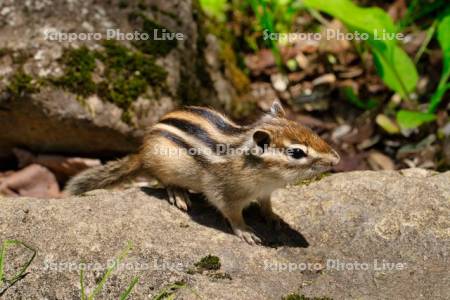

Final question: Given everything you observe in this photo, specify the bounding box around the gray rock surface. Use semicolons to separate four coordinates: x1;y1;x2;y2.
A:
0;169;449;299
0;0;236;159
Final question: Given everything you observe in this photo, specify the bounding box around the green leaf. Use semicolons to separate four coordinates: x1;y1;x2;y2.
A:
80;264;86;300
0;240;37;296
0;240;36;284
198;0;228;22
86;241;134;300
372;46;419;99
437;13;450;75
429;12;450;113
249;0;283;69
304;0;396;34
119;277;139;300
396;110;436;129
304;0;418;99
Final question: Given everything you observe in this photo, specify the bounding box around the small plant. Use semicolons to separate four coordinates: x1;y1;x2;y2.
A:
282;293;332;300
304;0;418;102
79;241;139;300
194;255;221;271
304;0;449;130
187;254;231;281
0;240;37;296
152;281;202;300
428;11;450;113
248;0;304;71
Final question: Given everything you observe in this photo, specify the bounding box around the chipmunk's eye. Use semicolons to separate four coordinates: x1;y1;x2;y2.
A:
289;148;307;159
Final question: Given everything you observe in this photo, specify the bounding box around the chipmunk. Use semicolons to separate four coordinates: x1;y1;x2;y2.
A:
65;100;340;244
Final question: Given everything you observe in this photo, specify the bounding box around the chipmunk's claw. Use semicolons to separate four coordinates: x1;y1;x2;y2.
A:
234;226;262;245
167;187;191;211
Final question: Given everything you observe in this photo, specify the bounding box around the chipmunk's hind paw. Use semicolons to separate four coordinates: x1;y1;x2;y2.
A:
234;226;262;245
167;187;191;211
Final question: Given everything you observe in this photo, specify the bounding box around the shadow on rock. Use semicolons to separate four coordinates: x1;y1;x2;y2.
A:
140;187;309;248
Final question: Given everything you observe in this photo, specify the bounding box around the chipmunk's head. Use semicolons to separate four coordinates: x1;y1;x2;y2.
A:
250;100;340;183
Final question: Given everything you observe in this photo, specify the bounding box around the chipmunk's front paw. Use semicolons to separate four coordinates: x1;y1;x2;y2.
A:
167;187;191;211
233;226;261;245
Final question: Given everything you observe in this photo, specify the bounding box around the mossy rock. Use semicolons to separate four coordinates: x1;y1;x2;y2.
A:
193;255;221;271
52;41;167;121
51;46;97;97
282;294;332;300
6;69;39;97
97;40;167;110
128;11;178;57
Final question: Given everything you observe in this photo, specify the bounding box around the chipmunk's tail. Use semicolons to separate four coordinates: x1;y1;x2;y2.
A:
64;154;142;195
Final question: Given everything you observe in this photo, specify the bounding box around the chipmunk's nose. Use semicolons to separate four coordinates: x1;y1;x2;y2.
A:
316;150;340;168
330;149;340;166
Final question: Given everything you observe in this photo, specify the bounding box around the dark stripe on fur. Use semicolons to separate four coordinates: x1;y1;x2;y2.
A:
184;107;247;134
153;129;210;167
160;118;219;151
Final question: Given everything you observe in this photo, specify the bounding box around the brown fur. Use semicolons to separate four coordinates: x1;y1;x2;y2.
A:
263;118;332;154
64;102;339;244
65;154;141;195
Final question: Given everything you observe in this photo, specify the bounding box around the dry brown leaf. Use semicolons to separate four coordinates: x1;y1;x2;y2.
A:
333;152;369;172
367;151;395;170
13;148;101;178
0;164;60;198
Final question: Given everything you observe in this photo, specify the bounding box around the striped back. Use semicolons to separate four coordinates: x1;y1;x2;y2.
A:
149;106;251;165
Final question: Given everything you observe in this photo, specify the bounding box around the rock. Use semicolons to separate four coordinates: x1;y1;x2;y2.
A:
0;88;139;157
0;170;448;299
0;0;236;159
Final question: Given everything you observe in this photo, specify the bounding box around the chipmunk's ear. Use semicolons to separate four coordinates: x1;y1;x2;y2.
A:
270;100;285;117
253;130;271;151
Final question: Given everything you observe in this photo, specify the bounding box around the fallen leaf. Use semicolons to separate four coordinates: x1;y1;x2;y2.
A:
333;152;369;172
0;164;60;198
367;151;395;170
271;73;289;92
312;73;336;86
376;114;400;134
13;148;101;178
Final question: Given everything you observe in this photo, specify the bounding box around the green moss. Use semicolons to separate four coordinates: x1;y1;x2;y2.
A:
209;272;232;281
128;12;177;56
97;40;167;110
11;50;30;65
282;294;332;300
0;48;9;58
153;281;187;300
187;255;230;280
194;255;221;271
97;76;147;109
118;0;128;9
105;41;167;85
53;41;167;122
297;172;331;186
53;46;96;96
6;70;39;96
